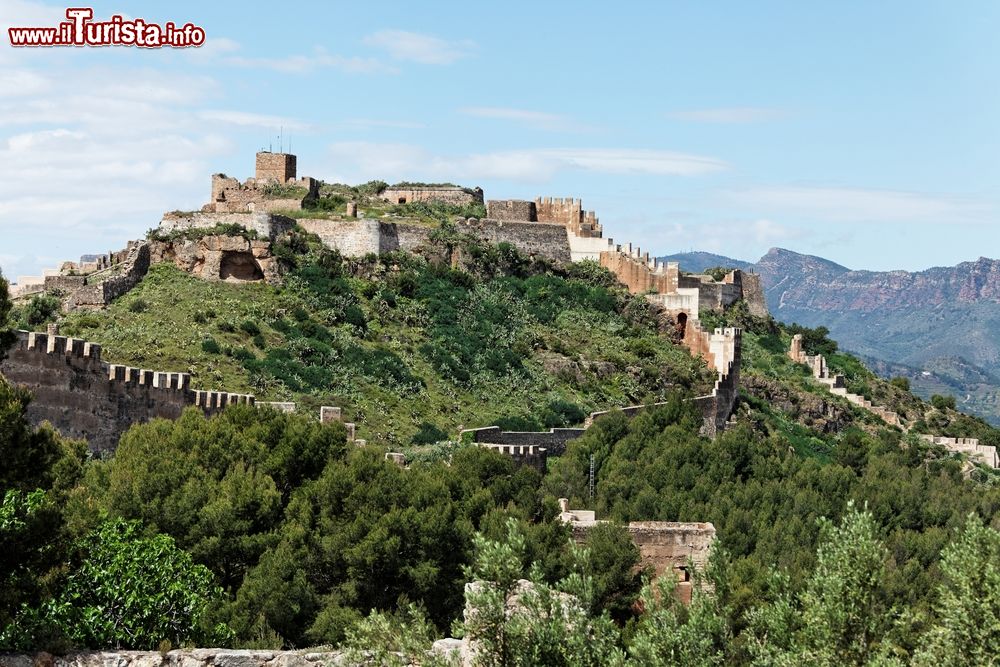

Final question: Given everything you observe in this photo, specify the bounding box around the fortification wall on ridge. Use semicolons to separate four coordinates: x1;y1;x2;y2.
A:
0;330;254;454
159;212;296;240
381;186;483;206
297;218;572;264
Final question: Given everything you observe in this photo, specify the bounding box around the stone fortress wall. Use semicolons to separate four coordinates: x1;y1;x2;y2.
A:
788;334;903;427
380;185;484;206
0;328;253;454
787;334;998;470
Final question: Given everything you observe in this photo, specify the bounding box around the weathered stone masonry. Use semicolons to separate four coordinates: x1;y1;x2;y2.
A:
0;330;253;454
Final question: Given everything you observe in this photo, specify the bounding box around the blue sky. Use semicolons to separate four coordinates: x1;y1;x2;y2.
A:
1;1;998;281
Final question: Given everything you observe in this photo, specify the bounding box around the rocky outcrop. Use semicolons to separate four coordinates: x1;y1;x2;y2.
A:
150;236;281;283
742;374;851;433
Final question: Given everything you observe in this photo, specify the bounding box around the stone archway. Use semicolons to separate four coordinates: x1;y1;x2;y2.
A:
219;251;264;282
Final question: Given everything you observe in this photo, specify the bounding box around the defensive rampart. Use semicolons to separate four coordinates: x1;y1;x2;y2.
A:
0;330;254;454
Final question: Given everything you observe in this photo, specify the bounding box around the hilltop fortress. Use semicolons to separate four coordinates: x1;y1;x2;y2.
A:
4;151;765;452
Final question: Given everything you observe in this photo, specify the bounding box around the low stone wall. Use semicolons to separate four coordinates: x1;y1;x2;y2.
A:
68;242;151;309
159;212;295;240
464;426;587;458
0;649;345;667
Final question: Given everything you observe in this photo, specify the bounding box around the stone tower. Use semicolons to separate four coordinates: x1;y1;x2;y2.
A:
255;151;296;183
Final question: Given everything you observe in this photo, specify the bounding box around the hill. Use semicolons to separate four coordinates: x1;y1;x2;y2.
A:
661;247;1000;424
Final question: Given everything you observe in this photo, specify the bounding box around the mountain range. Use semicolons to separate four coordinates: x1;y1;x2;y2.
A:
661;248;1000;425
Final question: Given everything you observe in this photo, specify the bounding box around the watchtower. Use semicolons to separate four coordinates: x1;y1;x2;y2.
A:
255;151;296;183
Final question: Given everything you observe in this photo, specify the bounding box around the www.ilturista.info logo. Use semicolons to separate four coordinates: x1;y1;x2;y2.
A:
8;8;205;48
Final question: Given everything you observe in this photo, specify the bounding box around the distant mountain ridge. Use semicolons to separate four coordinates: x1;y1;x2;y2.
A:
660;248;1000;424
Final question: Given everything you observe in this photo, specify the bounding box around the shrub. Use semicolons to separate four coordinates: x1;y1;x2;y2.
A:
239;320;261;337
201;338;221;354
931;394;956;410
890;376;911;391
410;422;450;445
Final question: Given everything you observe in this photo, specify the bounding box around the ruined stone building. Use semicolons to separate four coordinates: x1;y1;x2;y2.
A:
558;499;716;604
5;152;767;452
206;151;319;213
380;185;484;206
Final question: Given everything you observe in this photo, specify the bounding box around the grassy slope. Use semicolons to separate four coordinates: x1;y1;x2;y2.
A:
56;250;713;451
25;215;994;461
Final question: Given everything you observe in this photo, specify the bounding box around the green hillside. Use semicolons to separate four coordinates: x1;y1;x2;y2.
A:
51;226;714;452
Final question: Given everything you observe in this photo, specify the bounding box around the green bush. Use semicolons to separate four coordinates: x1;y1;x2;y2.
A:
931;394;957;410
239;320;261;337
201;338;221;354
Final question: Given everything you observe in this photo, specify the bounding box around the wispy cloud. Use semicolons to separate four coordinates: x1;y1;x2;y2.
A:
728;185;994;223
668;107;786;123
334;118;426;130
198;110;311;132
323;142;728;184
225;46;392;74
458;106;593;132
364;30;474;65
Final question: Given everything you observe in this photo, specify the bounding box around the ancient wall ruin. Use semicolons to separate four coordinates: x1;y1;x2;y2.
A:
920;435;998;468
297;217;573;265
0;330;254;454
158;212;296;240
788;334;902;427
381;185;483;206
560;500;716;604
207;153;317;214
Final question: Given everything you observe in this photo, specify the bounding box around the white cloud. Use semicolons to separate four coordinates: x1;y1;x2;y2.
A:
458;106;593;132
364;29;473;65
324;142;728;184
667;107;786;123
728;185;993;223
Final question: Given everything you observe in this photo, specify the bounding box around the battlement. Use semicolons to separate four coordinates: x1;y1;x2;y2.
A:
920;435;997;468
789;335;904;429
1;328;258;453
535;196;602;238
17;330;103;361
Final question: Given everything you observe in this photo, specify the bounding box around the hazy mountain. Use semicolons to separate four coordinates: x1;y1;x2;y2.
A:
660;248;1000;424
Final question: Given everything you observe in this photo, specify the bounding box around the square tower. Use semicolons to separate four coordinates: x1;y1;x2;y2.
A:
255;151;296;183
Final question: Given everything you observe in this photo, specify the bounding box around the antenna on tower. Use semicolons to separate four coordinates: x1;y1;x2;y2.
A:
279;125;283;153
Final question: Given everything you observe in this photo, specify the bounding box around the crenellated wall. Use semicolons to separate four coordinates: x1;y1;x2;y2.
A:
920;435;998;468
534;197;602;237
0;330;254;454
789;334;903;428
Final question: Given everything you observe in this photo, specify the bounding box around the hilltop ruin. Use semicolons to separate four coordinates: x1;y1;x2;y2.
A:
4;152;765;452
